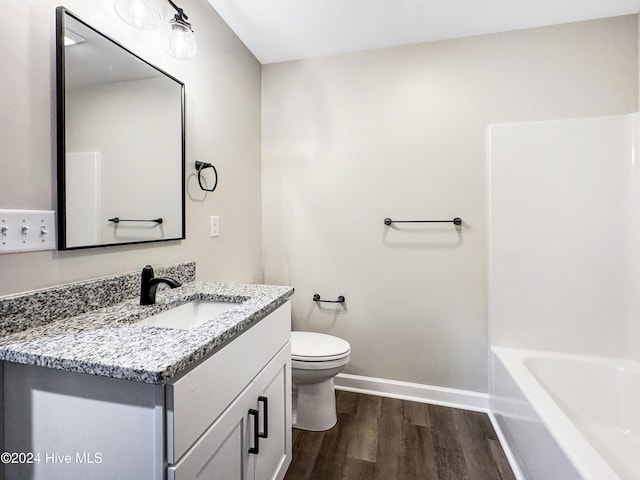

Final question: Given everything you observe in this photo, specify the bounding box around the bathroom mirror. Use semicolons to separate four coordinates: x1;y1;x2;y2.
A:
56;7;185;250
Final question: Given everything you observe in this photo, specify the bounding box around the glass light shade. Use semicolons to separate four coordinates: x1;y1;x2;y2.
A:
114;0;161;30
167;18;197;60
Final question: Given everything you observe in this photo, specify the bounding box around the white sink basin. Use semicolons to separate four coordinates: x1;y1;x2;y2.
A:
137;300;240;330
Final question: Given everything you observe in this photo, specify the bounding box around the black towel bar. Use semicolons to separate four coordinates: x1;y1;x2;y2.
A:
384;217;461;226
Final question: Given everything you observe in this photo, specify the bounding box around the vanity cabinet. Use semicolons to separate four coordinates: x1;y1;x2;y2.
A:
2;301;292;480
168;345;290;480
167;302;292;480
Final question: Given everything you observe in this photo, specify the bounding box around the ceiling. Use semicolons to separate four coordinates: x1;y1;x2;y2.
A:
206;0;640;64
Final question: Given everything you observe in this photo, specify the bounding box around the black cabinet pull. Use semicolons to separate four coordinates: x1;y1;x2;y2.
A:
248;408;259;454
258;396;268;439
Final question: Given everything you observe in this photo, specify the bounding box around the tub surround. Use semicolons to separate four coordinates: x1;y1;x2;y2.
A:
487;113;640;479
0;263;293;384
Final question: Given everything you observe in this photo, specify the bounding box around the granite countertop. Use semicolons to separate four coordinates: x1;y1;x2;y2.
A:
0;282;293;384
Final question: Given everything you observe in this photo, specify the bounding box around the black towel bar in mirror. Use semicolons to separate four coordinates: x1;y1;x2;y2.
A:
108;217;163;224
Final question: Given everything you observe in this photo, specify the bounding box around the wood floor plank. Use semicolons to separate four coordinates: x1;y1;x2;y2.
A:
404;399;431;427
428;404;471;480
341;458;376;480
460;410;516;480
291;427;300;445
373;396;409;480
452;408;503;480
488;438;517;480
336;389;358;415
284;428;325;480
473;409;500;440
286;391;516;480
405;424;440;479
308;411;351;480
345;393;381;463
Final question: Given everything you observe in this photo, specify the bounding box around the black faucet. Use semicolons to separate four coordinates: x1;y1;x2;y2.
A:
140;265;181;305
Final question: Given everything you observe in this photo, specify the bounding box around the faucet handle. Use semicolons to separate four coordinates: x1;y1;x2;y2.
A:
142;264;154;275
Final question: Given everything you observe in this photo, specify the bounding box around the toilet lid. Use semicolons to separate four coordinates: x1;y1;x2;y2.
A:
291;331;351;362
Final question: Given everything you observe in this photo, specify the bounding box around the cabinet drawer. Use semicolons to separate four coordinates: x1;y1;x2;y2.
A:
167;301;291;463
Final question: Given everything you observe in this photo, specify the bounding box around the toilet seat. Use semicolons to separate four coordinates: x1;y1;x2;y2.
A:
291;331;350;362
292;356;349;370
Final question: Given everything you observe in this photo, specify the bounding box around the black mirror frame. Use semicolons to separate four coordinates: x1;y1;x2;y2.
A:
55;6;186;250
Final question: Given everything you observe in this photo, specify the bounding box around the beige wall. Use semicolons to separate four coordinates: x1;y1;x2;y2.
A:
0;0;262;295
262;16;638;392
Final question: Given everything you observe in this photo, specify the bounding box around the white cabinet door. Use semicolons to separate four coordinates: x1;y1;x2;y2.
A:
168;384;254;480
248;344;292;480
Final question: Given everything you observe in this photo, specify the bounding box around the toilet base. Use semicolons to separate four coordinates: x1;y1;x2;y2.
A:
292;378;337;431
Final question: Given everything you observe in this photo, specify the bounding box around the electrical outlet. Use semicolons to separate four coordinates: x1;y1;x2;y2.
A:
0;210;56;254
210;216;219;237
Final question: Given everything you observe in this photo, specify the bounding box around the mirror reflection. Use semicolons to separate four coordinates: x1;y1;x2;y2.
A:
58;8;185;250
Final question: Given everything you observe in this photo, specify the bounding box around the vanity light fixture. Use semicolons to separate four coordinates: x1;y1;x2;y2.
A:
166;0;197;60
113;0;197;60
114;0;162;30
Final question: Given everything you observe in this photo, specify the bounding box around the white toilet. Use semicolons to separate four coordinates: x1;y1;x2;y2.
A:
291;331;351;431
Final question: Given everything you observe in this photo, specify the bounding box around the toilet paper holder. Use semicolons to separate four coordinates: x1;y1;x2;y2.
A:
313;294;345;303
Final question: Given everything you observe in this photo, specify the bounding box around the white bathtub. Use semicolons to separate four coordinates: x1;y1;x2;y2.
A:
491;347;640;480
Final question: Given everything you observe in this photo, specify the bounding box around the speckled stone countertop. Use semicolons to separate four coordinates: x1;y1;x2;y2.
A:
0;281;294;384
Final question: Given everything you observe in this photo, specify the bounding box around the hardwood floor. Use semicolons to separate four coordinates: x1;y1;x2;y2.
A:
284;391;516;480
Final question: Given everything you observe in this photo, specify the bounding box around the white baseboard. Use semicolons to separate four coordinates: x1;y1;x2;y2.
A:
334;373;489;412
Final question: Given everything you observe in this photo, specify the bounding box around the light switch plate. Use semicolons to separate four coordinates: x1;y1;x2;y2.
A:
0;210;56;254
210;216;219;237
